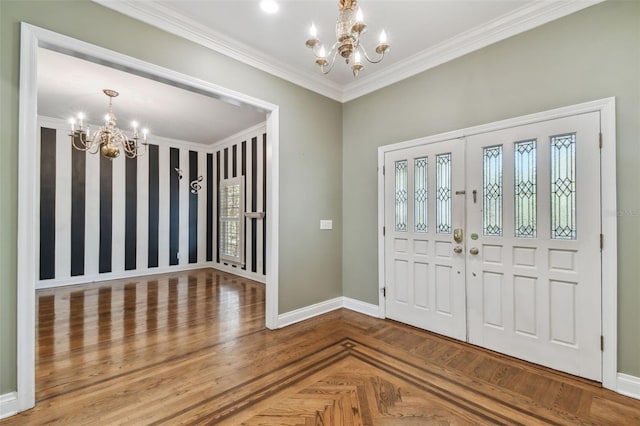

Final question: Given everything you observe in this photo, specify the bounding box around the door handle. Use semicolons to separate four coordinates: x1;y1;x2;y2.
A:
469;247;479;255
453;228;463;243
453;246;463;254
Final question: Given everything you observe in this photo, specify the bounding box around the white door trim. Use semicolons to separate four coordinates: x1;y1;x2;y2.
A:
378;97;617;390
17;23;280;413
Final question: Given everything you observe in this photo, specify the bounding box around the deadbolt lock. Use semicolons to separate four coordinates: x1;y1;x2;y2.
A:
453;228;463;243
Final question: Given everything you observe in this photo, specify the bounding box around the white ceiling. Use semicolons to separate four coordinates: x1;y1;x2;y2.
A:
38;1;601;144
37;48;266;145
95;0;602;101
153;0;529;86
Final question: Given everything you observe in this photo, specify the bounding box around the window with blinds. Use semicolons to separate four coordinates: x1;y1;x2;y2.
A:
219;177;245;265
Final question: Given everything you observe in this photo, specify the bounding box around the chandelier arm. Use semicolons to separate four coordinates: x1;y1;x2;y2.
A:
359;44;386;64
136;142;148;158
88;140;101;155
320;46;341;74
71;132;89;151
313;41;340;60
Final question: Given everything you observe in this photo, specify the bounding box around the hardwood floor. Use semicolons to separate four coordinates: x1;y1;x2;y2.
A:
2;269;639;425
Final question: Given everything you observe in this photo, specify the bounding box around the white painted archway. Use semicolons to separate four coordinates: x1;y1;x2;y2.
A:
16;23;280;413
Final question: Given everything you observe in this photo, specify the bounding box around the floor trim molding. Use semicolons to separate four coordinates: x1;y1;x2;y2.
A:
36;263;215;289
278;297;380;328
342;297;381;318
0;392;18;420
277;297;344;328
617;373;640;400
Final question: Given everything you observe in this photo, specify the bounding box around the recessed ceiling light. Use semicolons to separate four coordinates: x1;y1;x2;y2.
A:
260;0;279;14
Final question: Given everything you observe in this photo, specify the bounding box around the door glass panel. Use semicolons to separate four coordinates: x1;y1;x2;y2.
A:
395;160;408;232
414;157;428;233
514;140;537;238
436;153;452;234
550;133;577;239
483;145;503;236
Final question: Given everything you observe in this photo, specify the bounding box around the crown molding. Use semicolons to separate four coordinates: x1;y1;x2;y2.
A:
94;0;604;104
93;0;344;102
342;0;606;102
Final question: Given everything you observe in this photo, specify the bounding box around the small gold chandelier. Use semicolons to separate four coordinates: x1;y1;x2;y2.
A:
69;89;148;159
305;0;390;77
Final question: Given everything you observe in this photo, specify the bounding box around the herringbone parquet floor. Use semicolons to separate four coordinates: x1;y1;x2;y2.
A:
2;269;639;425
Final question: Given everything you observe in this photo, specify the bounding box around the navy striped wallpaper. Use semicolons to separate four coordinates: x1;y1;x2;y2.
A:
38;123;267;285
169;148;180;266
39;127;56;280
125;156;137;271
71;138;86;276
188;150;198;264
99;154;113;274
148;144;160;268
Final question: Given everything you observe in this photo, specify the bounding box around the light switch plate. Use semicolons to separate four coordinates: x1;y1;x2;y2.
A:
320;220;333;230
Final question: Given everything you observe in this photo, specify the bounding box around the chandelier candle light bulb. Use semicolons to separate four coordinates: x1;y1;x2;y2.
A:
351;7;366;34
352;50;364;76
379;29;387;44
305;0;390;77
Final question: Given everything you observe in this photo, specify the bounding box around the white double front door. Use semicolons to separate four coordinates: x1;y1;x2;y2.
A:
383;112;602;381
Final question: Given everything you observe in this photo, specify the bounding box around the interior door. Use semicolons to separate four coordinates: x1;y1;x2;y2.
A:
465;112;602;381
384;139;466;341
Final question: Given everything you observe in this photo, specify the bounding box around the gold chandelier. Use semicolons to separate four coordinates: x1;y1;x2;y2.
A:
305;0;390;77
69;89;148;159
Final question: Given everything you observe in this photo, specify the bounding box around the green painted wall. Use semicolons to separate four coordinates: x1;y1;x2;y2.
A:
343;1;640;376
0;1;343;394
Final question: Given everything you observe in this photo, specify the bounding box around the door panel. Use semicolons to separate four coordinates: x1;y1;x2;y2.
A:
465;112;602;381
384;140;466;341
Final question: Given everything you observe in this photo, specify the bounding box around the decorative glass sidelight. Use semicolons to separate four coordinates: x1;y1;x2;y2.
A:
414;157;428;232
514;140;537;238
483;145;503;236
395;160;408;232
436;153;452;234
551;133;577;239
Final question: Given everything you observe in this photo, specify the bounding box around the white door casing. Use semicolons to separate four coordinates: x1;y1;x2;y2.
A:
382;109;605;382
465;112;602;381
384;139;467;341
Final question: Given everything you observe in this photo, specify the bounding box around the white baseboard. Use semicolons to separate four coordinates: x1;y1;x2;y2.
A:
277;296;381;328
36;262;216;289
617;373;640;400
211;263;266;284
0;392;18;420
342;297;381;318
277;297;343;328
